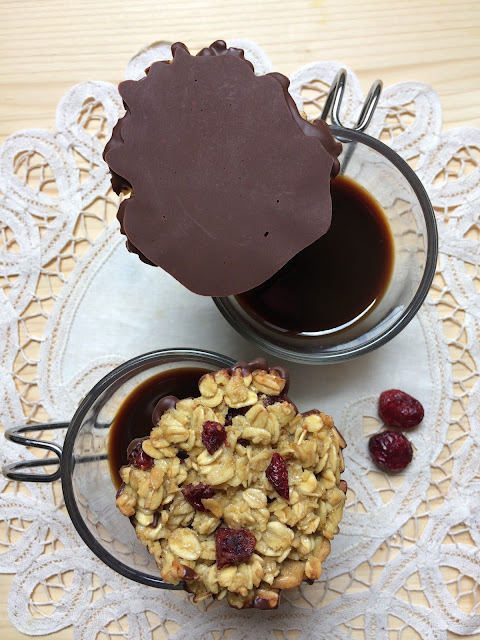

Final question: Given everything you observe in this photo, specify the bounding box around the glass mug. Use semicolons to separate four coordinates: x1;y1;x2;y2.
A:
3;348;235;589
213;73;438;364
213;125;438;364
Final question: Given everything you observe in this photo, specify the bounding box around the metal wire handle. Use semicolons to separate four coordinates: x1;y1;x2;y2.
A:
321;68;383;132
3;422;67;482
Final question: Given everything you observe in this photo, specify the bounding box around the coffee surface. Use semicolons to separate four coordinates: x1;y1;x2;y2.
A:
236;175;394;334
108;367;209;488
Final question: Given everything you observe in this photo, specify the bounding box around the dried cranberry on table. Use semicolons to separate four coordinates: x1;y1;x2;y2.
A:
266;452;289;500
127;441;154;470
202;421;227;454
181;483;214;512
368;430;413;471
379;389;424;429
215;527;257;569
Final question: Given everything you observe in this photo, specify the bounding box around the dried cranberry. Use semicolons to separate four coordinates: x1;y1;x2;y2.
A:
266;453;289;500
202;421;227;454
379;389;424;429
368;430;413;471
225;406;249;426
215;527;257;569
127;441;154;470
181;483;214;512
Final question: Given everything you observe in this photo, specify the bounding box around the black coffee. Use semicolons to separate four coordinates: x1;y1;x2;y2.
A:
108;367;210;488
236;175;394;335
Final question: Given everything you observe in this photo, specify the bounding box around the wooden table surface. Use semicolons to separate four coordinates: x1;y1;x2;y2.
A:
1;0;479;638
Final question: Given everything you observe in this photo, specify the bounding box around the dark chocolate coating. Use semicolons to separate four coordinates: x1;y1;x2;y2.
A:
229;357;290;393
126;436;149;456
152;395;178;426
229;357;270;376
302;409;321;418
253;595;279;610
262;393;297;413
181;565;199;581
270;366;289;392
103;40;342;296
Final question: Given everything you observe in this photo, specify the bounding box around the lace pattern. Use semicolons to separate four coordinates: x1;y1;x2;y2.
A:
0;39;479;638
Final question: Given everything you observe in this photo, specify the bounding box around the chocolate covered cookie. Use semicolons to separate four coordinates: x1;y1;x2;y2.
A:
104;40;341;296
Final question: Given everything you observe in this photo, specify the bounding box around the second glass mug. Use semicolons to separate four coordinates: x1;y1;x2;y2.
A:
3;349;235;589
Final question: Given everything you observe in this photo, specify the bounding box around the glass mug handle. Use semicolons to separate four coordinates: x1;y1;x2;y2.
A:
320;69;383;175
321;68;383;132
3;422;67;483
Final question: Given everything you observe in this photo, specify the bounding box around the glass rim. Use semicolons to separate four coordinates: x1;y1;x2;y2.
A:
60;347;235;589
213;126;438;365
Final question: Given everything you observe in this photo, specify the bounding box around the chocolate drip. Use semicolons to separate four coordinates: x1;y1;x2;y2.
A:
229;357;290;393
302;409;321;418
229;357;269;375
262;393;297;412
126;437;149;457
181;564;199;581
270;366;289;392
253;595;279;610
268;72;341;178
110;170;131;195
171;41;190;57
152;395;178;425
195;39;252;69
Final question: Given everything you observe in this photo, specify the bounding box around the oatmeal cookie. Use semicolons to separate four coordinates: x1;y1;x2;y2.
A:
116;357;347;609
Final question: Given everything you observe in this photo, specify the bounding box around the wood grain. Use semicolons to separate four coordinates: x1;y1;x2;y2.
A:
1;0;480;144
0;0;479;637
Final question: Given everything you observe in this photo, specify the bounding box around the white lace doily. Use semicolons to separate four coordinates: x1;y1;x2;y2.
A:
1;39;479;639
